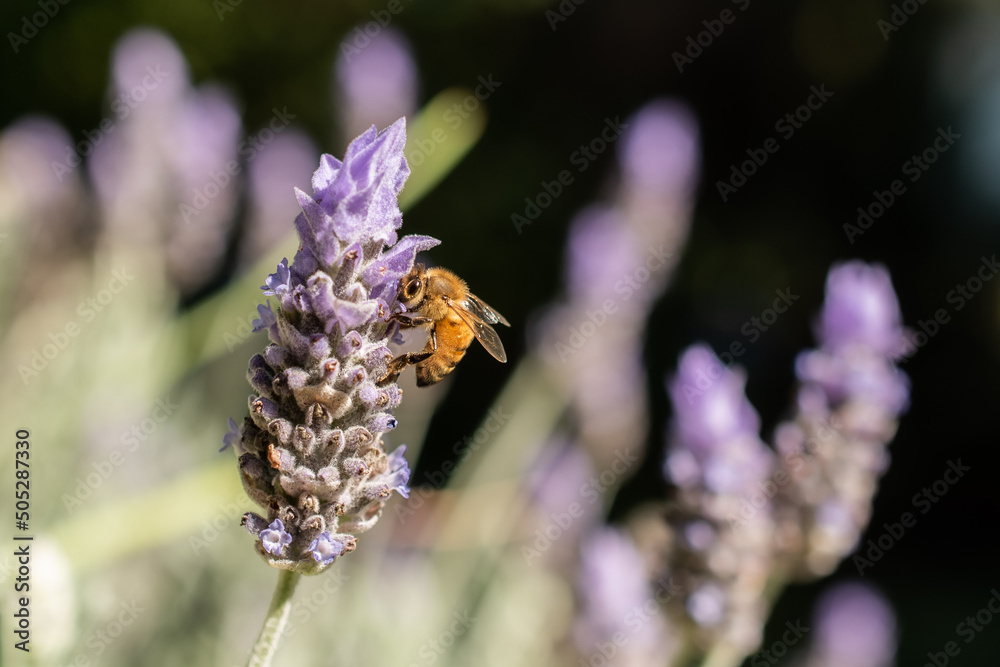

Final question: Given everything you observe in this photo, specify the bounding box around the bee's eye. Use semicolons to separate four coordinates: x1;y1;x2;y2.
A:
405;279;421;299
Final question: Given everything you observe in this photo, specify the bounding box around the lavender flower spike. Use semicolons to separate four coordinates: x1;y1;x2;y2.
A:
232;118;439;574
774;261;910;578
659;344;776;657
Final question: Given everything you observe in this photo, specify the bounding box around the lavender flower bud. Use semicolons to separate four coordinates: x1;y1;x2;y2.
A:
660;344;775;656
808;582;896;667
230;119;437;574
774;262;910;578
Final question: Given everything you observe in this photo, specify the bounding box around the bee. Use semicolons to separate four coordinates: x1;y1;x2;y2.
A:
378;264;510;386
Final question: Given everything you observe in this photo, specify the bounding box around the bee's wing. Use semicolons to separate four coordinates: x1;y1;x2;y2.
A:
462;293;510;327
448;300;508;363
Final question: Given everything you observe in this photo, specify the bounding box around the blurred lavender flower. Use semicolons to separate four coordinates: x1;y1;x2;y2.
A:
774;262;910;578
334;27;418;144
535;100;699;473
659;344;776;657
807;582;897;667
0;116;89;296
241;130;319;267
574;528;673;665
233;119;439;574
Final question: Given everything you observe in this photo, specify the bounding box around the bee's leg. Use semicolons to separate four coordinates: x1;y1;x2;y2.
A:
377;350;432;385
388;313;433;329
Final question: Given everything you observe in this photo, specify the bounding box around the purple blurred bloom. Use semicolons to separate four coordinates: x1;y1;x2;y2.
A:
619;99;700;197
335;27;418;140
813;582;896;667
668;345;760;452
565;205;641;304
817;262;906;358
307;532;346;564
575;528;653;648
260;519;293;556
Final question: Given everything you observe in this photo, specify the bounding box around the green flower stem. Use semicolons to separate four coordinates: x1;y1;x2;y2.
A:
247;570;301;667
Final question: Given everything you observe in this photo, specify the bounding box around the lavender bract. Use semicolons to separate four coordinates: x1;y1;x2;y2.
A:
660;344;776;656
774;261;910;578
230;119;438;574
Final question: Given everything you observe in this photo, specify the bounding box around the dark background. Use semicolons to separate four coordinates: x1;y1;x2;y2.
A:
3;0;997;663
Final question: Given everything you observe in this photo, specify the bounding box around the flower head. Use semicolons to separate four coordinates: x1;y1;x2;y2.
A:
233;119;432;574
817;261;906;358
260;519;292;556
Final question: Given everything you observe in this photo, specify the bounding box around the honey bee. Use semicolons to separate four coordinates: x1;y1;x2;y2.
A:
378;264;510;386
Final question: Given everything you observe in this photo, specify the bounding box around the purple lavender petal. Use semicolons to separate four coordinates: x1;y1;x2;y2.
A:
813;582;896;667
260;519;292;555
667;344;760;456
818;262;906;358
619;99;700;197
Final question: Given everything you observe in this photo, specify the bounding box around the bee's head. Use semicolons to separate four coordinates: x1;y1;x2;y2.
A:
397;264;427;310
